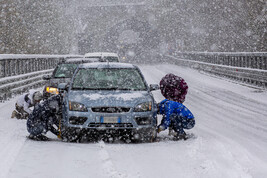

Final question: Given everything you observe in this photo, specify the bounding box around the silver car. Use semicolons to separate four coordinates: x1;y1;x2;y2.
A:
59;62;159;142
42;58;99;98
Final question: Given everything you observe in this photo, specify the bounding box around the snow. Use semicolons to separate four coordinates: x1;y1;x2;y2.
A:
0;54;82;60
84;52;119;58
80;62;136;68
1;64;267;178
82;92;144;101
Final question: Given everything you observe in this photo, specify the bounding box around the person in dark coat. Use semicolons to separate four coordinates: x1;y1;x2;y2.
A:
157;73;195;140
27;95;61;141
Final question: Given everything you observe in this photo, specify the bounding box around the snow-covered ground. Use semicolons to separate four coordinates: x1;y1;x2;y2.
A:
1;64;267;178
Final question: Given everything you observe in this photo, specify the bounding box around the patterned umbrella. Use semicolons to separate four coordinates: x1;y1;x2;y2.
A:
159;73;188;103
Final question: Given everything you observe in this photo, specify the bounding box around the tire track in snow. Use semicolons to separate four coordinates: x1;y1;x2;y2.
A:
186;134;252;178
188;88;267;134
98;141;129;178
0;98;28;178
192;87;267;119
0;133;27;178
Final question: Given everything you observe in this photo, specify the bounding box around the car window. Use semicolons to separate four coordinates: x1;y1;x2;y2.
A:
102;56;119;62
84;57;101;60
72;68;147;91
53;64;78;78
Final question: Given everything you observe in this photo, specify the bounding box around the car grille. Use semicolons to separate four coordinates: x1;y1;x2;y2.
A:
88;123;133;128
91;107;130;113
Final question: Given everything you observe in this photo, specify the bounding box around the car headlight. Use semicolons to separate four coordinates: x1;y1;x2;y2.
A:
69;101;88;112
46;87;59;94
134;102;152;112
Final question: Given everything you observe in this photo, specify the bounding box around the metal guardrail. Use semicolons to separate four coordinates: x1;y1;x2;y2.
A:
172;52;267;70
0;54;82;78
167;52;267;88
0;54;83;101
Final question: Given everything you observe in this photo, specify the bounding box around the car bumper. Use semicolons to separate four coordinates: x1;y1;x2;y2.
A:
62;110;157;130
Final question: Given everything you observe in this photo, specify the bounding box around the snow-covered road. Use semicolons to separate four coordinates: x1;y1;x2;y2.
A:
1;64;267;178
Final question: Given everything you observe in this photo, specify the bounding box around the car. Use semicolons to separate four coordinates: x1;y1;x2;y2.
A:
59;62;159;142
84;52;119;62
42;58;99;99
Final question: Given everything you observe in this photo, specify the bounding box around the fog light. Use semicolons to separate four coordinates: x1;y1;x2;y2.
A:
46;87;59;94
133;133;140;140
135;117;152;125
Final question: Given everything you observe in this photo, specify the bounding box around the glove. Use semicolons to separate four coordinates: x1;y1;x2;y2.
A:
157;125;165;133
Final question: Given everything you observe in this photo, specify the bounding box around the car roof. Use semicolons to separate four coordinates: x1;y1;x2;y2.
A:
84;52;118;58
79;62;136;69
62;57;99;64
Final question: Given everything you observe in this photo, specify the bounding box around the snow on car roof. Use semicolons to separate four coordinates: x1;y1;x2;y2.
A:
79;62;135;69
64;57;99;63
84;52;118;57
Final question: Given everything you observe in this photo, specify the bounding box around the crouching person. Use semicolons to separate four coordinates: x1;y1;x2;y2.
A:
157;99;195;140
157;73;195;140
11;90;43;119
27;95;61;141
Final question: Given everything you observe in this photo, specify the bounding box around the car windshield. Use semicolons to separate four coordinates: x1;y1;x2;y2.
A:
72;68;147;91
54;64;78;78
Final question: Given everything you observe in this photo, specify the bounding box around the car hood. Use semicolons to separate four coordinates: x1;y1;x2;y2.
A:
67;90;153;108
47;78;71;88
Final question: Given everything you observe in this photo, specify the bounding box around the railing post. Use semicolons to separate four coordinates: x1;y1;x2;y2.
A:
242;56;244;67
257;57;261;69
264;56;267;70
7;59;11;76
0;60;3;78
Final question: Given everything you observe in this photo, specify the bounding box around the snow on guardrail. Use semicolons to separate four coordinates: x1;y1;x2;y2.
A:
0;54;83;101
166;53;267;89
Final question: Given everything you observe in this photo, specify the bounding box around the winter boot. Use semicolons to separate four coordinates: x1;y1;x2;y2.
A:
173;132;187;141
11;110;17;118
11;110;21;119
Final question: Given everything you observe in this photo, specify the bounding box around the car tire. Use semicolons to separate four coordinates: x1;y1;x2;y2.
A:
144;129;157;143
61;128;81;142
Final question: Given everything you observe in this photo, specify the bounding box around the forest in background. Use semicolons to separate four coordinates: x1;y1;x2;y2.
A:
0;0;266;55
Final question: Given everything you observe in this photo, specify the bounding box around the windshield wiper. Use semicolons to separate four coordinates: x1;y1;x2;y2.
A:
115;88;132;90
71;87;87;90
54;76;68;78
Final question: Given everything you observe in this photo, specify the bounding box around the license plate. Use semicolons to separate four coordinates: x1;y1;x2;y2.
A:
101;116;119;123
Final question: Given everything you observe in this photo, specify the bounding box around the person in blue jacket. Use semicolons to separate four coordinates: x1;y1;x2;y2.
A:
157;99;195;140
157;73;195;140
27;95;61;141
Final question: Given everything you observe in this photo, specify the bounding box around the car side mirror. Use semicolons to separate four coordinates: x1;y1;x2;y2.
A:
42;75;51;80
58;83;69;92
149;84;159;91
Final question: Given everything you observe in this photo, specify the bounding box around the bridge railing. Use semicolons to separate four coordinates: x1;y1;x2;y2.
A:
167;52;267;88
0;54;82;101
